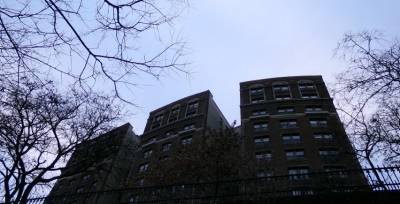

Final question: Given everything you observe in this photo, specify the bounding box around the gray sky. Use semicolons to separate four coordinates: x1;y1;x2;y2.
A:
127;0;400;134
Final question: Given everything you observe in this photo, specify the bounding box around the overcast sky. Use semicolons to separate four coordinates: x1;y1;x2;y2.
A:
126;0;400;135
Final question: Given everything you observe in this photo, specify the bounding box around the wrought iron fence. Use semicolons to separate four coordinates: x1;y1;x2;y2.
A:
5;166;400;204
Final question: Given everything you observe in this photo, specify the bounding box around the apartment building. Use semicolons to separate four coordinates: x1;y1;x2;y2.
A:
127;90;230;187
45;76;367;203
239;76;362;178
45;123;139;204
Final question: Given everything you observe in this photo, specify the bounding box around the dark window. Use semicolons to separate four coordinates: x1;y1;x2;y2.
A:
280;119;297;129
324;166;347;178
151;113;164;129
319;148;339;157
250;86;265;104
273;82;291;100
145;137;157;145
186;101;199;117
143;149;153;158
159;156;169;161
168;107;180;123
301;93;319;98
314;132;334;141
161;143;172;152
298;80;319;99
76;187;84;193
253;122;268;132
310;119;328;127
165;130;175;137
181;136;192;145
286;149;304;160
305;106;323;112
288;167;309;180
255;152;272;160
83;175;91;181
257;170;273;178
252;109;267;116
254;136;270;144
183;124;196;131
277;107;295;114
92;182;98;189
138;163;149;173
137;178;145;186
282;133;301;144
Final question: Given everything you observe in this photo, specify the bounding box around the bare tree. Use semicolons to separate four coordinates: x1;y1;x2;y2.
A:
144;124;249;186
0;76;120;203
374;100;400;164
342;110;384;168
334;31;400;166
0;0;188;103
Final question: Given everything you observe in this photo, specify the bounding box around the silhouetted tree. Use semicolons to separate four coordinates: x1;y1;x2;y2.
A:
0;0;188;103
334;31;400;166
144;124;249;192
0;76;120;203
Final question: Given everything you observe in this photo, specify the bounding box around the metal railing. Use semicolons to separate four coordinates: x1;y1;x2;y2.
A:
8;166;400;204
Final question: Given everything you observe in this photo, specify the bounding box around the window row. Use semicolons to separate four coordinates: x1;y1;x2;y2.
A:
142;136;193;159
255;148;340;161
151;101;199;129
253;118;328;131
144;123;196;146
249;80;320;104
251;105;324;117
254;132;334;145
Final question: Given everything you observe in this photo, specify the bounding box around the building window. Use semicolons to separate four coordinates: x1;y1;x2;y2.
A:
143;149;153;159
137;178;145;187
183;123;196;132
83;175;91;181
254;136;270;144
272;82;291;100
138;163;149;173
92;182;98;190
186;101;199;117
249;86;265;104
310;119;328;127
314;132;334;141
144;137;157;145
168;106;180;123
253;122;268;132
76;187;84;193
277;107;295;114
319;148;339;158
282;133;301;144
288;167;309;180
181;136;192;145
305;105;323;113
280;119;297;129
255;151;272;161
291;189;314;196
151;113;164;129
129;195;138;203
324;166;347;178
161;143;172;152
252;109;267;117
159;156;169;161
256;170;273;178
298;80;319;99
165;130;175;137
286;149;305;160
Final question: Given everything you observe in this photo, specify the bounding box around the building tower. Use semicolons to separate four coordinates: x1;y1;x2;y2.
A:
239;76;362;178
45;123;139;204
127;90;230;187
